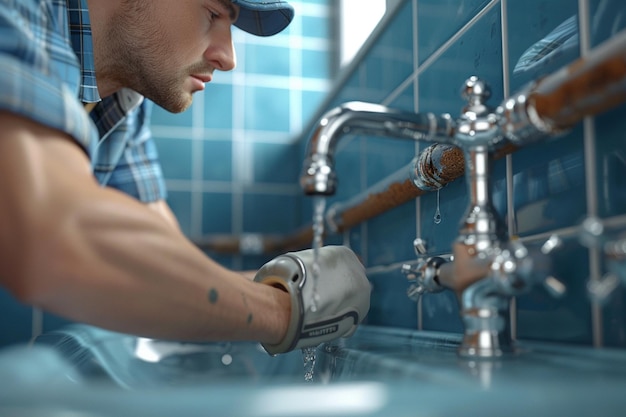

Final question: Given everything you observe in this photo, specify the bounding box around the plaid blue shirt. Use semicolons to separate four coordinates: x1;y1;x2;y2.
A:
0;0;167;202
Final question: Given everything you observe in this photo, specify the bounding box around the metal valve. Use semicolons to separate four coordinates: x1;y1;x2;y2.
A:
488;236;566;298
539;235;567;298
402;238;449;301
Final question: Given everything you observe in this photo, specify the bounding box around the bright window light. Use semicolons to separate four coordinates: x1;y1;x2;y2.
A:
339;0;387;66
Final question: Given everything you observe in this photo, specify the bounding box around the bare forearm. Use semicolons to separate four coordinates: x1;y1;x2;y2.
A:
146;199;181;231
40;193;288;343
0;112;289;344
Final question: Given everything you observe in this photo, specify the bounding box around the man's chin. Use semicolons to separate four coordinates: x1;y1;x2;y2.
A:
153;93;193;114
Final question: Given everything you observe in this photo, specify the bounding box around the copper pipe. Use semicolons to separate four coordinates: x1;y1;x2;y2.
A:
328;144;465;233
194;226;314;255
500;28;626;145
194;29;626;255
531;28;626;130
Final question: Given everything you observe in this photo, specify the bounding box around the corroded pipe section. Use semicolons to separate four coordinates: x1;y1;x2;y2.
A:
327;144;464;233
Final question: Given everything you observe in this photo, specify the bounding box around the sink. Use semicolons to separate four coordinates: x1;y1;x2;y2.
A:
0;324;625;416
32;324;310;388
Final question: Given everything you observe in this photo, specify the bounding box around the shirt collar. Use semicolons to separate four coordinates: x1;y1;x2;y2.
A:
67;0;101;103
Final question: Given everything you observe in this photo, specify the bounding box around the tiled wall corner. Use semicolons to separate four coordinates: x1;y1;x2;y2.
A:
303;0;626;349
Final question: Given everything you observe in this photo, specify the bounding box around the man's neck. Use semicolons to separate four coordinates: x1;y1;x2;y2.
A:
85;0;123;98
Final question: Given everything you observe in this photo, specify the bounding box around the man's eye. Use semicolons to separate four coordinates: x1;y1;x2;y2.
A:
206;9;219;21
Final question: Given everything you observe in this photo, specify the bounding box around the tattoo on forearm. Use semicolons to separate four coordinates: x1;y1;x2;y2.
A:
208;288;219;304
242;293;253;325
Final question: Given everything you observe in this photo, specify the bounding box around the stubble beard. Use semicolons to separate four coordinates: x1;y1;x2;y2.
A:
95;1;194;113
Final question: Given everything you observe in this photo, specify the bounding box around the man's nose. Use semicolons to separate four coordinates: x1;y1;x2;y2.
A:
206;30;237;71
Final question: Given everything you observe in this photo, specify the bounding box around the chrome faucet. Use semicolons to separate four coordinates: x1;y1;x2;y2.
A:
300;101;455;196
300;77;565;358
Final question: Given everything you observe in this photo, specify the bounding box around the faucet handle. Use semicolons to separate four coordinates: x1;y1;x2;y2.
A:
587;273;621;305
489;238;567;298
542;275;567;298
412;238;428;255
580;216;626;260
536;234;567;297
462;76;491;103
579;216;607;249
461;76;492;118
541;234;563;254
402;257;447;301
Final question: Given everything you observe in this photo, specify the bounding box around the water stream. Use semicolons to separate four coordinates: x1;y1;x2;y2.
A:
302;196;327;382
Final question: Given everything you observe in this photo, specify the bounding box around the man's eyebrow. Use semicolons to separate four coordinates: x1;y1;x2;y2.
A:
216;0;239;22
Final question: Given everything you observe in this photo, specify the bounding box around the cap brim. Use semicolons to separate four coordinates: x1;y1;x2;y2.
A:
232;0;294;37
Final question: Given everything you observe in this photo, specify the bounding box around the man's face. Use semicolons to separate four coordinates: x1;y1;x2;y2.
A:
98;0;238;112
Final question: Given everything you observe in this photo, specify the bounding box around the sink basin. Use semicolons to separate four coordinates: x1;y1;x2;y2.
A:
32;324;310;388
0;324;625;416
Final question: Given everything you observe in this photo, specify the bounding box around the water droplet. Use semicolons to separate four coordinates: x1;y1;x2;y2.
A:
434;188;442;224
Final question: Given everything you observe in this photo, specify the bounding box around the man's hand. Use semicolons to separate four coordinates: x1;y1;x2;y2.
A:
254;245;370;355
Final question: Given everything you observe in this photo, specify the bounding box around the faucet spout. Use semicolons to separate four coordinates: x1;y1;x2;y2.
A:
300;101;456;195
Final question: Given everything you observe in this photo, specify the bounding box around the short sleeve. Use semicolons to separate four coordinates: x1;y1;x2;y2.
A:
0;0;98;155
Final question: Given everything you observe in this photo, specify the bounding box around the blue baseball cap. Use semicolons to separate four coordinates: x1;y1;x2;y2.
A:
232;0;294;37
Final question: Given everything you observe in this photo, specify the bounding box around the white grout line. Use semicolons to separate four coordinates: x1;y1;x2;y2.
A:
499;0;519;342
384;0;501;106
290;13;304;136
413;0;423;331
231;35;246;247
413;0;422;241
212;73;329;91
500;0;515;236
577;0;604;348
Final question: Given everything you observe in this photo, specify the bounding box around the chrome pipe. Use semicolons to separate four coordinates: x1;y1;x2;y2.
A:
300;102;456;196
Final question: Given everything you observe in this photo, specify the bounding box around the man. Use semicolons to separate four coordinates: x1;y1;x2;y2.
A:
0;0;370;354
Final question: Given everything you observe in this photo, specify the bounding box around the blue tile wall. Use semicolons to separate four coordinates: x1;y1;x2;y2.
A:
251;142;300;184
596;104;626;219
243;86;291;132
302;49;332;79
367;269;418;329
202;140;233;182
417;0;494;65
295;0;626;350
243;44;291;75
151;103;194;128
153;137;194;181
243;194;300;234
201;192;234;235
202;83;234;130
0;290;32;347
168;191;194;237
